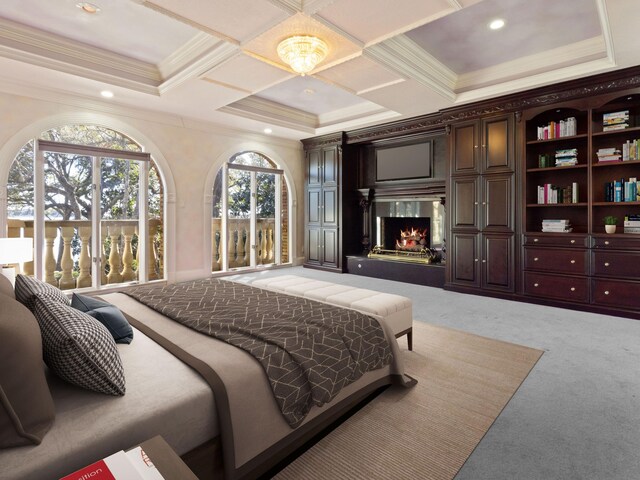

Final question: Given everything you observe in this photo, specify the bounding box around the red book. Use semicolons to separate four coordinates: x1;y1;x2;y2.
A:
60;459;116;480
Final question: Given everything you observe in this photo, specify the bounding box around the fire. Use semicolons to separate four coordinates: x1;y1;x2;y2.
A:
395;227;428;251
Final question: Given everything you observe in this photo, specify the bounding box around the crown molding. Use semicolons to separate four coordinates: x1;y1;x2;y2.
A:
219;96;317;133
363;35;457;101
317;102;392;127
303;0;337;14
158;32;221;79
267;0;302;14
596;0;615;63
456;36;607;93
0;17;161;93
158;42;239;94
311;14;365;48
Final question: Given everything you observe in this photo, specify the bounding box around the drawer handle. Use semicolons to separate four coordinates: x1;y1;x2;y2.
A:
474;258;478;262
482;259;486;263
604;290;610;295
533;238;539;243
534;283;539;287
534;257;539;262
570;240;575;244
570;260;575;264
605;240;609;245
474;202;479;205
604;262;610;267
570;287;576;292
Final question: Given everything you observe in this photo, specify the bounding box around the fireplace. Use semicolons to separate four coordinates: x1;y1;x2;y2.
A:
370;197;445;264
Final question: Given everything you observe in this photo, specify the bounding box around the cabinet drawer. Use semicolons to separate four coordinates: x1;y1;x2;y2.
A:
524;247;587;275
523;272;589;303
592;251;640;280
524;234;587;247
592;279;640;310
592;235;640;249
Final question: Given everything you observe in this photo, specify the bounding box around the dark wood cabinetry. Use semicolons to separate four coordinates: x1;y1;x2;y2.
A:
448;113;516;293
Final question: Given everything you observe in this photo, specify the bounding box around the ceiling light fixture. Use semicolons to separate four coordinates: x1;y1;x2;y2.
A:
489;19;505;30
76;2;101;14
263;128;272;134
100;90;114;98
277;35;328;76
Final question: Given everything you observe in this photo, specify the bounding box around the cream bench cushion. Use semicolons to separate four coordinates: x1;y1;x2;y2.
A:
251;275;413;350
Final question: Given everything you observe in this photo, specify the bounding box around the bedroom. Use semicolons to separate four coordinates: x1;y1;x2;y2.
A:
1;0;639;479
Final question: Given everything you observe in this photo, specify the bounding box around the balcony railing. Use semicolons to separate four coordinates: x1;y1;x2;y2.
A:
211;217;275;271
7;218;162;290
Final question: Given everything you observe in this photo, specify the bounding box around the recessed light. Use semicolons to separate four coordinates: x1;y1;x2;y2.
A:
263;128;273;134
76;2;101;14
489;19;505;30
100;90;114;98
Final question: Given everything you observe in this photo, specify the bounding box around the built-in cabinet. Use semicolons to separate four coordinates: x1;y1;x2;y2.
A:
448;114;516;293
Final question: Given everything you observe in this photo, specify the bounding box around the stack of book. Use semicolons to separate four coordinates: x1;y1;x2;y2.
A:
537;183;579;204
538;153;553;168
596;147;622;163
624;215;640;234
536;117;577;140
604;177;639;202
542;219;572;233
603;110;630;131
61;448;165;480
555;148;578;166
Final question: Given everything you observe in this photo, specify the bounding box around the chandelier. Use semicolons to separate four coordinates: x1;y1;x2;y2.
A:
277;35;328;75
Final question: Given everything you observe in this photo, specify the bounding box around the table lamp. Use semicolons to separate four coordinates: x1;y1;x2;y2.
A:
0;237;33;286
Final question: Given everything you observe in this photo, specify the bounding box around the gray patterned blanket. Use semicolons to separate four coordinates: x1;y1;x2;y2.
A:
125;278;392;427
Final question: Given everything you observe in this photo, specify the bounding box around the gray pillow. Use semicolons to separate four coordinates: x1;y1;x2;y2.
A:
33;295;126;396
71;293;134;344
14;274;70;313
0;293;55;448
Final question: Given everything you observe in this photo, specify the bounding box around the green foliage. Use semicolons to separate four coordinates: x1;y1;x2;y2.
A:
603;215;617;225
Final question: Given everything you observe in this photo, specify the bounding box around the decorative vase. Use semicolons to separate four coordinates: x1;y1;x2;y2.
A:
605;224;616;234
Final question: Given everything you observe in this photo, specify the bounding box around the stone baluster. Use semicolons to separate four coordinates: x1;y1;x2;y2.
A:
227;221;237;268
58;227;75;290
100;229;108;285
107;225;123;284
120;225;136;282
23;224;34;276
44;227;58;286
211;218;221;272
237;225;246;267
148;220;160;280
266;223;274;263
76;226;92;288
260;224;268;264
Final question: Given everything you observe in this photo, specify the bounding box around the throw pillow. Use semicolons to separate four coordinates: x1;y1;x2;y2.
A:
33;295;126;396
0;292;55;448
71;293;134;344
14;274;70;313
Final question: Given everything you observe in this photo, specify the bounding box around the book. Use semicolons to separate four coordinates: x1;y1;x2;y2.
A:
61;451;147;480
126;447;166;480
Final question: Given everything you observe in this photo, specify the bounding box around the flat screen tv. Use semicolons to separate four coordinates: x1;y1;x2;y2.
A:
375;141;432;182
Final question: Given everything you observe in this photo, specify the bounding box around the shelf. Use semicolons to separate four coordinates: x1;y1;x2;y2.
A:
526;203;587;208
526;134;587;145
592;159;640;168
592;201;640;206
524;231;587;236
526;164;587;173
592;125;640;137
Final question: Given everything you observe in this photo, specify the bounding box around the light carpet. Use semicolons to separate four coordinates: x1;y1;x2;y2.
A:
273;321;543;480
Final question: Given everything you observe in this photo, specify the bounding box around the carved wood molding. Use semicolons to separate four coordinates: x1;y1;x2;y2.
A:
301;132;345;148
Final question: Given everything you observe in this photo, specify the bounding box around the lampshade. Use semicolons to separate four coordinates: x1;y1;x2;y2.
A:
0;237;33;264
277;35;328;75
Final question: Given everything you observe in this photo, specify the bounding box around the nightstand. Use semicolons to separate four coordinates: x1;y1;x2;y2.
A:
133;435;199;480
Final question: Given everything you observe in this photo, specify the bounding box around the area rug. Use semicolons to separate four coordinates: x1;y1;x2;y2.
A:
273;321;543;480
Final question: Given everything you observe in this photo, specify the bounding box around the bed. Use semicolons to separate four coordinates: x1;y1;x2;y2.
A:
0;275;413;480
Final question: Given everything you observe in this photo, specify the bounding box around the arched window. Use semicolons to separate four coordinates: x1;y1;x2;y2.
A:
211;151;289;271
6;124;164;289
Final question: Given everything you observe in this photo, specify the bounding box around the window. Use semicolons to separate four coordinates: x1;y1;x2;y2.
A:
6;125;164;289
211;151;289;271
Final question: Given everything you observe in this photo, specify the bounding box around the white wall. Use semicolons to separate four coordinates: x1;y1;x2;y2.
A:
0;91;305;282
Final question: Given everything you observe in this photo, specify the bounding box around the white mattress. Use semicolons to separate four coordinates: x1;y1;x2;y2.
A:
0;326;217;480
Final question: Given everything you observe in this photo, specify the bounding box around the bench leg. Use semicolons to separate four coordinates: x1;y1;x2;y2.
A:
407;329;413;351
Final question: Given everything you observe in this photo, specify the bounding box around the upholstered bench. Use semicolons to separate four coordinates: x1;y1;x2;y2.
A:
251;274;413;350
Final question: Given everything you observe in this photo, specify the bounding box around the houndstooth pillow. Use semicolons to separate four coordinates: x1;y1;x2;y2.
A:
33;295;125;396
15;274;70;313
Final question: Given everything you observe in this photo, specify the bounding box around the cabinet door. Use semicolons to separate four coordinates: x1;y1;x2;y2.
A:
306;227;321;264
322;228;339;268
322;147;338;186
451;121;479;174
482;234;514;292
451;176;479;229
482;173;513;231
307;149;321;187
482;114;513;173
322;187;338;227
450;232;480;287
306;188;321;225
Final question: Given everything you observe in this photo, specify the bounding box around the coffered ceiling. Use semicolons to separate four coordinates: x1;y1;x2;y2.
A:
0;0;636;140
